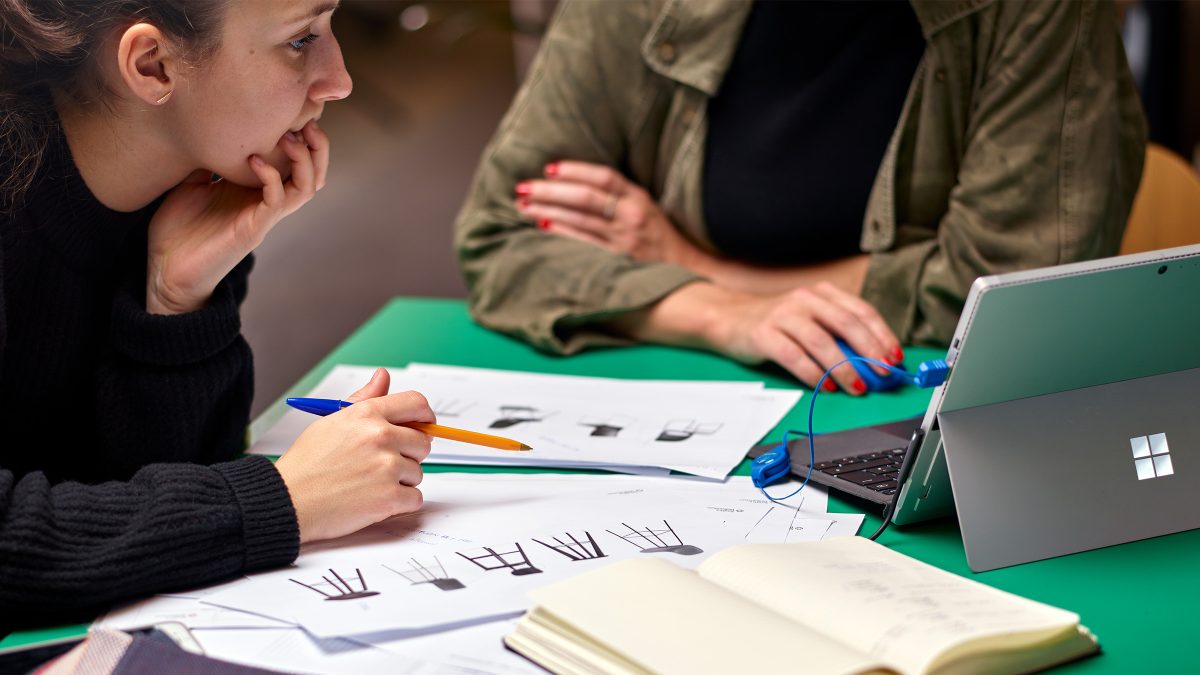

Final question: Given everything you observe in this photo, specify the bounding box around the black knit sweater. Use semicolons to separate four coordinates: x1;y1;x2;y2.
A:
0;127;299;632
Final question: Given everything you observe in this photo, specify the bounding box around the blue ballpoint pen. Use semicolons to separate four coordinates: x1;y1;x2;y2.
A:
285;397;532;451
286;397;351;416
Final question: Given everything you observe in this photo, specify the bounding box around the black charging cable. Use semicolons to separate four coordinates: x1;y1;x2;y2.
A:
867;427;926;541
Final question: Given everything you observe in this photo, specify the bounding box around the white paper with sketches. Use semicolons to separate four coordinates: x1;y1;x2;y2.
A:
249;364;801;479
203;476;748;638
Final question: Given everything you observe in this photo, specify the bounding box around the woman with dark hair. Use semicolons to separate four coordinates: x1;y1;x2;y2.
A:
0;0;433;630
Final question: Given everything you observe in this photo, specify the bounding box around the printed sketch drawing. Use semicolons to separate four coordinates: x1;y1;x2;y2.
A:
488;405;554;429
289;568;380;601
457;543;543;576
607;520;703;555
383;556;465;591
532;531;607;561
577;414;635;438
656;419;723;442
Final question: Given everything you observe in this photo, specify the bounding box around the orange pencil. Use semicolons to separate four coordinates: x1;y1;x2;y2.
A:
286;398;532;451
405;421;532;452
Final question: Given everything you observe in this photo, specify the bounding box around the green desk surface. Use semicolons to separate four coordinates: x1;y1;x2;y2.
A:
5;297;1197;671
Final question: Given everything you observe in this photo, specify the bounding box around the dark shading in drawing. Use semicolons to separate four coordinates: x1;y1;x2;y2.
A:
584;424;621;437
382;557;465;591
578;414;634;438
433;399;475;418
289;568;380;601
488;405;552;429
532;531;607;561
457;543;543;576
607;520;703;556
655;419;722;442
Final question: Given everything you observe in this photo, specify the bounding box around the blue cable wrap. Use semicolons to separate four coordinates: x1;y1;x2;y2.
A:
916;359;950;388
757;356;949;503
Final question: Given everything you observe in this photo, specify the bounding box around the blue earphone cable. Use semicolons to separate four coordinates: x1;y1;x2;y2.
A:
758;356;947;503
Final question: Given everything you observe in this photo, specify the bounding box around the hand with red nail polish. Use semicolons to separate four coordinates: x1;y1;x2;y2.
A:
623;281;903;394
512;160;703;267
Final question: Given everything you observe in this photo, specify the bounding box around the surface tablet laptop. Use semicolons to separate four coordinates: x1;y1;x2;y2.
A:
938;244;1200;571
750;244;1200;571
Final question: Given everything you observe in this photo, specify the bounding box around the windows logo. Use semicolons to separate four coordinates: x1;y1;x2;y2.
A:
1130;433;1174;480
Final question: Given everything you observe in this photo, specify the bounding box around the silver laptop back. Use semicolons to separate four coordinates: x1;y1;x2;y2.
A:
935;244;1200;571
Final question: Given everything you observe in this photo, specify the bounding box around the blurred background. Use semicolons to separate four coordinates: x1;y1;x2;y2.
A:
243;0;1200;416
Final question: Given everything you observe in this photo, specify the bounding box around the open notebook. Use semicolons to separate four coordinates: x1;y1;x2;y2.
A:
505;537;1097;674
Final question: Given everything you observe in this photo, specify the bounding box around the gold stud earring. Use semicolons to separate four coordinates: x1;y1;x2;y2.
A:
154;90;173;105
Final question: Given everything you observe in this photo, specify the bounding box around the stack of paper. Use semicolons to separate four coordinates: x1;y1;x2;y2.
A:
250;364;802;479
97;473;863;673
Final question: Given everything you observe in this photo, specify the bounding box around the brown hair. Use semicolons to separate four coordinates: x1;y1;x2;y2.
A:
0;0;227;211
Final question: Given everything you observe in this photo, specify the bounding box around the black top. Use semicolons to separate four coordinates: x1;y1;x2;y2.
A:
0;125;298;632
703;0;925;264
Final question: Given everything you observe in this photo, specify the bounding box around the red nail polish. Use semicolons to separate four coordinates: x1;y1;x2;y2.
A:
852;380;867;395
515;182;532;196
822;380;837;393
892;346;904;362
537;219;551;230
517;196;530;209
882;355;895;367
545;162;559;178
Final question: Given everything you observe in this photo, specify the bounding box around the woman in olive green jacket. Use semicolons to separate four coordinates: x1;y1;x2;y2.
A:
455;0;1145;393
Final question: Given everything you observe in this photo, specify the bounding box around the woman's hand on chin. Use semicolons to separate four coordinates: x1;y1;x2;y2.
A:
145;120;330;315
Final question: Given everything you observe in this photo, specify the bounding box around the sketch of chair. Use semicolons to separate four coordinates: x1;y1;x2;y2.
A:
532;531;607;561
289;568;380;601
607;520;703;556
432;399;475;418
457;542;543;575
488;405;551;429
578;414;634;438
383;556;465;591
655;419;723;442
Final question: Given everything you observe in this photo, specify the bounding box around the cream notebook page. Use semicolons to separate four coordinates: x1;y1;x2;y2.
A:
527;555;889;674
696;537;1083;673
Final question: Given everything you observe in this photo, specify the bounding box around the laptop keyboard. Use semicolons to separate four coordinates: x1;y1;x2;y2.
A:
812;447;907;496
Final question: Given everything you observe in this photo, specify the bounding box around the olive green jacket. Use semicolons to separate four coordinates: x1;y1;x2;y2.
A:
454;0;1146;351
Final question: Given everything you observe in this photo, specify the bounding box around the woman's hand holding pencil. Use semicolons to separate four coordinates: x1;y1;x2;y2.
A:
274;368;435;544
286;378;532;452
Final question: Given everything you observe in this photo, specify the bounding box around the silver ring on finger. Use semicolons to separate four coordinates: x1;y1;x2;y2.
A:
602;193;618;220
